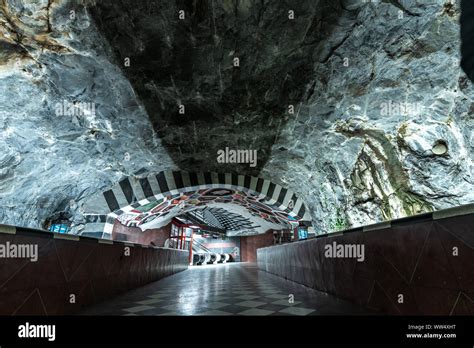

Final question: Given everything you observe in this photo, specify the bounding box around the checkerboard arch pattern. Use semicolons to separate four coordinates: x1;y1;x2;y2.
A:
81;171;311;239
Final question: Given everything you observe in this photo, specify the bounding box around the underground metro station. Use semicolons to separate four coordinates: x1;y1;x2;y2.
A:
0;0;474;345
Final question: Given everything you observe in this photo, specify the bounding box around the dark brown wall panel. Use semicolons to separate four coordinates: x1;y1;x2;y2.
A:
0;226;188;315
112;220;171;247
240;231;274;262
257;212;474;315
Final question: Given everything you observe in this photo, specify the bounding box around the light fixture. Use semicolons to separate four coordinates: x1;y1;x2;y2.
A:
432;140;448;155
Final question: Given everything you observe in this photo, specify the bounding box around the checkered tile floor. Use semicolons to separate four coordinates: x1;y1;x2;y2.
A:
79;263;375;316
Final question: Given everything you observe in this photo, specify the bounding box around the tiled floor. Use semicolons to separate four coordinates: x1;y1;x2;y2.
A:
79;263;377;316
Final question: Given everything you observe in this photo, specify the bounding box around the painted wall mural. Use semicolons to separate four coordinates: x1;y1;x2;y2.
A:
81;171;311;238
116;187;300;235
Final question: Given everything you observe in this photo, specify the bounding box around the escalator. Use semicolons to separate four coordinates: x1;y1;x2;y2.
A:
191;238;232;266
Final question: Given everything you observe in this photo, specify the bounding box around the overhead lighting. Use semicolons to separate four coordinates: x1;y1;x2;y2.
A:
189;225;200;229
432;140;448;155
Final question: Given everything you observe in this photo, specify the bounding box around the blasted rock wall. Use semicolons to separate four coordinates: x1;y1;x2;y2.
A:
261;0;474;233
0;0;175;231
1;0;473;236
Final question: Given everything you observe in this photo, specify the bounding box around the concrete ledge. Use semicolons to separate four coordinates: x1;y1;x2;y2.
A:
433;203;474;220
0;224;16;234
53;233;80;241
363;221;391;232
327;232;344;238
98;239;114;245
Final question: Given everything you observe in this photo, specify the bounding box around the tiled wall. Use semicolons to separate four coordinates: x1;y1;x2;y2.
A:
0;225;188;315
257;206;474;315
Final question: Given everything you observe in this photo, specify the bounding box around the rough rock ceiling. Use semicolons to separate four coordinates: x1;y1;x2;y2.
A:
0;0;473;235
89;0;345;175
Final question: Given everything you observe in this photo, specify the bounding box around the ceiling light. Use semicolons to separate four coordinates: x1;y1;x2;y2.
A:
432;140;448;155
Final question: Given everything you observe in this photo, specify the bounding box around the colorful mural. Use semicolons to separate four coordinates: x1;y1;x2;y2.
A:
117;188;299;233
82;171;311;238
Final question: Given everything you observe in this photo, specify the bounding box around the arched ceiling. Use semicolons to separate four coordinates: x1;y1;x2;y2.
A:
1;0;472;236
88;0;343;176
81;171;311;238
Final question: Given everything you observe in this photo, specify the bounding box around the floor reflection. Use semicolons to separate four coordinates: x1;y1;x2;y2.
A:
79;263;376;316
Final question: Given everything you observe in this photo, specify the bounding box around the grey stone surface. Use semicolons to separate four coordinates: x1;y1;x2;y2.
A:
0;0;473;235
0;0;175;232
89;0;344;175
261;0;474;233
